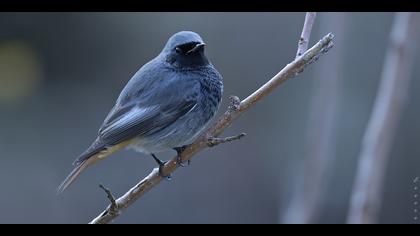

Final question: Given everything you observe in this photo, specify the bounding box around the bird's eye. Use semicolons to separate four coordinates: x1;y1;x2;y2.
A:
175;47;182;53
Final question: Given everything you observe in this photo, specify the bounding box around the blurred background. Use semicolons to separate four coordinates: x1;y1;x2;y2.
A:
0;12;419;224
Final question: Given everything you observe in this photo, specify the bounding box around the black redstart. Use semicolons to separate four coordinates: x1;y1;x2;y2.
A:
58;31;223;193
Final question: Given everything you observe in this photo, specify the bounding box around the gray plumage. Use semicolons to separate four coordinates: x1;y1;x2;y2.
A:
58;31;223;193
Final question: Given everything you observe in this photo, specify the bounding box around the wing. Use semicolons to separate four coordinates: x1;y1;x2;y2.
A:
98;68;201;144
99;100;197;146
73;66;200;165
73;100;196;165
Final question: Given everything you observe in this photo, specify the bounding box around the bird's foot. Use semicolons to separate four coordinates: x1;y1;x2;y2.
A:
174;146;190;167
151;154;171;180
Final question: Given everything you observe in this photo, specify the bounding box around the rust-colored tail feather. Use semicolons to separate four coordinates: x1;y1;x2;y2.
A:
57;140;132;194
57;153;102;194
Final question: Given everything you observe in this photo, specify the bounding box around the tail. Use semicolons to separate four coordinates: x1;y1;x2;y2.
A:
57;138;133;194
57;153;102;194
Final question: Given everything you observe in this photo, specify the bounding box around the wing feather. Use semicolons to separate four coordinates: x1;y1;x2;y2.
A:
100;101;196;146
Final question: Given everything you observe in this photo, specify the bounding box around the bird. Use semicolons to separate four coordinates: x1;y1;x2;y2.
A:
57;31;223;193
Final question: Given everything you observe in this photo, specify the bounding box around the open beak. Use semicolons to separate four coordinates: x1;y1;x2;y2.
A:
186;43;206;54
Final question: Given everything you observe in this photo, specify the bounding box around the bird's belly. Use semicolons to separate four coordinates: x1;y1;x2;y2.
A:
127;108;213;154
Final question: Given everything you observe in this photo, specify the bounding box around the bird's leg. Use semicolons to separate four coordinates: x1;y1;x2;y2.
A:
173;145;190;167
151;153;171;179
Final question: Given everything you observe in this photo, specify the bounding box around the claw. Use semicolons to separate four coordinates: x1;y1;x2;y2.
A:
177;156;191;167
174;146;190;167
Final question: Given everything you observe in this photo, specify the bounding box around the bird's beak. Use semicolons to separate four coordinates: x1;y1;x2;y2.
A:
186;43;206;54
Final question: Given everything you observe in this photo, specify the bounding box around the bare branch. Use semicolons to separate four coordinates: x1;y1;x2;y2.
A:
347;12;420;224
89;32;335;224
296;12;317;58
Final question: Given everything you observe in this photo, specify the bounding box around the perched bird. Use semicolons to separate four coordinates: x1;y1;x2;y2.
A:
58;31;223;193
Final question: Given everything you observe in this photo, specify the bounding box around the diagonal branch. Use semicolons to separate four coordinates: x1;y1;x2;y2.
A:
89;32;334;224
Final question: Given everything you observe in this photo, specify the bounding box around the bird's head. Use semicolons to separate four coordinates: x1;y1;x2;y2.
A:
161;31;210;69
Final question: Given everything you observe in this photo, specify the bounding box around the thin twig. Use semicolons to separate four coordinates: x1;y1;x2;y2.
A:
207;133;246;147
347;12;420;224
99;184;117;210
89;32;335;224
282;13;345;224
95;184;120;222
296;12;317;58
